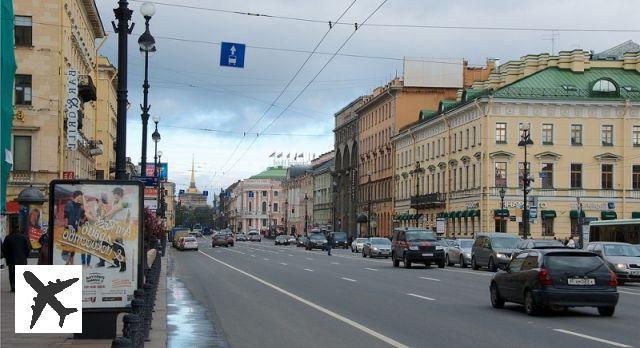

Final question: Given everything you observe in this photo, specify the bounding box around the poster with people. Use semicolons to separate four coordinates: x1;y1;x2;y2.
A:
49;181;143;310
27;207;45;249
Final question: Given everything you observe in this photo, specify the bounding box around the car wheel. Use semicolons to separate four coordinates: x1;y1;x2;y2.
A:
362;250;366;257
524;291;540;316
488;258;497;272
403;254;412;269
385;256;389;259
460;256;467;268
597;306;615;317
446;255;454;266
490;283;505;309
472;257;479;270
438;260;445;268
392;253;400;267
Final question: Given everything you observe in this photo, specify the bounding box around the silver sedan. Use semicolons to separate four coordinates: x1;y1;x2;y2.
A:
446;239;474;268
351;238;368;253
362;238;392;258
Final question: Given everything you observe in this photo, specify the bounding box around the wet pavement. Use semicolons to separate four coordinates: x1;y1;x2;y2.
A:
166;256;228;348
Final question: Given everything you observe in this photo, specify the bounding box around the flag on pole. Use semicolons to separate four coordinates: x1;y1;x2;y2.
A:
299;153;304;158
313;153;316;159
277;152;283;158
286;153;290;158
269;152;276;157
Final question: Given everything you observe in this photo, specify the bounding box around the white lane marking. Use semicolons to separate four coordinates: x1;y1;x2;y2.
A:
288;254;294;257
280;262;288;266
331;262;340;265
552;329;632;348
304;268;314;272
306;257;314;261
250;255;256;258
341;277;357;282
197;251;408;348
438;268;492;276
225;249;246;255
364;268;378;271
263;258;270;261
419;276;441;282
618;290;640;296
406;293;435;301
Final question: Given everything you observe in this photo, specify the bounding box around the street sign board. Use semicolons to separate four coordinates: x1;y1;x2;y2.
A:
220;42;245;68
63;171;75;180
608;202;615;209
133;176;158;187
179;189;185;195
203;190;208;197
436;218;446;235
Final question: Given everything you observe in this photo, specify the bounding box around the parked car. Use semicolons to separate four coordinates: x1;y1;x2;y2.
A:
172;229;190;248
287;235;297;244
179;236;199;251
203;227;213;235
329;231;349;249
236;233;247;241
517;239;563;251
297;236;308;247
490;249;619;316
391;227;445;269
446;239;474;267
472;233;521;272
275;235;289;246
587;242;640;284
192;229;203;238
212;232;232;247
351;238;368;253
248;230;261;242
305;233;327;250
363;238;391;258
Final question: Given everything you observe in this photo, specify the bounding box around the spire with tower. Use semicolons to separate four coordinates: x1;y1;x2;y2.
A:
187;154;199;194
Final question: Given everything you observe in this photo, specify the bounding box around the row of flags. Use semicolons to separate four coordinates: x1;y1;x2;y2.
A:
269;152;315;160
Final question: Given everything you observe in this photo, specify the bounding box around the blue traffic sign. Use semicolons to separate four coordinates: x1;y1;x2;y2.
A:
203;190;208;197
220;42;245;68
133;176;158;187
179;189;185;195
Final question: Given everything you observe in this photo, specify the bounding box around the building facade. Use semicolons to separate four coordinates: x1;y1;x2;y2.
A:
283;166;313;236
334;97;365;239
394;48;640;239
312;152;335;228
7;0;106;222
95;56;117;180
178;158;207;209
229;167;286;235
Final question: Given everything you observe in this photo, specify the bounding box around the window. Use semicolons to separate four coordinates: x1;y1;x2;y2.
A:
601;164;613;189
542;124;553;144
494;162;507;187
495;123;507;143
459;167;463;189
592;79;617;93
518;162;527;188
453;133;457;152
249;202;252;212
458;131;463;151
602;125;613;146
633;165;640;190
571;124;582;145
465;166;469;189
472;126;477;146
541;163;553;189
472;164;476;188
274;191;278;196
465;129;469;148
452;169;457;191
262;191;267;197
273;203;278;212
437;139;440;157
633;126;640;147
262;219;268;227
13;136;31;171
15;74;32;105
570;164;582;188
14;16;32;46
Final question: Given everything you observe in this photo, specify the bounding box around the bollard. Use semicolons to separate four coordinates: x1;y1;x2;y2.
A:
133;291;145;326
142;283;154;340
111;336;133;348
122;313;143;348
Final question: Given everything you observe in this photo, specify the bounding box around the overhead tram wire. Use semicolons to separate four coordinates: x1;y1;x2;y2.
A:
123;0;640;33
219;0;359;173
224;0;389;175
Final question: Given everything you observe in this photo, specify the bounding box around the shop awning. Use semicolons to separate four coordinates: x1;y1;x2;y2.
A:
541;210;556;218
601;211;618;220
494;209;509;217
448;212;456;219
474;209;481;217
461;210;469;218
632;212;640;219
398;214;407;221
569;210;586;219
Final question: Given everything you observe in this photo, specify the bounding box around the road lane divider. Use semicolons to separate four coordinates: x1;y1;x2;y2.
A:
552;329;632;348
364;268;378;271
224;249;246;255
618;290;640;296
406;293;435;301
197;251;409;348
341;277;357;282
304;268;314;272
280;262;288;266
331;262;340;265
419;276;441;282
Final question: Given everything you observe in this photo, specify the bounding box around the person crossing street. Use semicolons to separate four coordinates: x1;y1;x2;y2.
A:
326;233;333;256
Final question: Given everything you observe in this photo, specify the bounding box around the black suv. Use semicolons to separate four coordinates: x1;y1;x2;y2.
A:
490;249;619;316
391;227;445;269
329;231;349;249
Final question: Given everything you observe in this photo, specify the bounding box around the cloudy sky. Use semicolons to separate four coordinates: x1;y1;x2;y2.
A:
94;0;639;200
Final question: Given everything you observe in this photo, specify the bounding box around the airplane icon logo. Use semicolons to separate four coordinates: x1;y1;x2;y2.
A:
23;271;79;329
15;265;83;333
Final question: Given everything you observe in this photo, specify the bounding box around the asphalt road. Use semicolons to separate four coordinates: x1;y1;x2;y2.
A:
170;238;640;348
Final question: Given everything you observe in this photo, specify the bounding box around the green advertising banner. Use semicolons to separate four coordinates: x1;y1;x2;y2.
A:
1;0;17;212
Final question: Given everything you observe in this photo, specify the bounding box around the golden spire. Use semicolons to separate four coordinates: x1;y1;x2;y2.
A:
187;154;198;193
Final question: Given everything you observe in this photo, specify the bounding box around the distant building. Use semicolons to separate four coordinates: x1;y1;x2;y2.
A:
312;152;335;228
283;165;313;236
178;157;207;209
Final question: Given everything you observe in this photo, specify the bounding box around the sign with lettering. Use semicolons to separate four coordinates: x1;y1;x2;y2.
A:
65;69;79;150
466;202;479;209
63;171;75;180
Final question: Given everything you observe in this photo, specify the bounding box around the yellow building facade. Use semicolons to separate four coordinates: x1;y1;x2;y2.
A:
394;49;640;239
95;56;117;180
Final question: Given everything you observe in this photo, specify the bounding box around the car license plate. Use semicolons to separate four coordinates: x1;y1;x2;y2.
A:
631;270;640;276
422;253;433;257
568;278;595;285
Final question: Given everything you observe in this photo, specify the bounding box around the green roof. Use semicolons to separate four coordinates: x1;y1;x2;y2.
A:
419;109;438;120
250;166;287;180
494;67;640;100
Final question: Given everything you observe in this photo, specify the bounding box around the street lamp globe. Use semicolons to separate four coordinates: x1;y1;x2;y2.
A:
140;2;156;18
152;129;161;143
153;114;160;123
519;122;531;131
157;150;163;158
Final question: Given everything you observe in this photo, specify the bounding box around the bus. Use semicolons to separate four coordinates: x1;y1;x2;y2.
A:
588;219;640;245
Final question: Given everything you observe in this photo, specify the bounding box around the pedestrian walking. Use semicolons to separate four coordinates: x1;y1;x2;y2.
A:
1;230;31;292
563;237;569;246
326;233;333;256
567;237;576;248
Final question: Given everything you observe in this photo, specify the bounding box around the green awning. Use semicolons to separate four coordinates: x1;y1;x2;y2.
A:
474;209;481;217
398;214;406;221
632;212;640;219
415;213;423;220
569;210;586;219
541;210;556;218
494;209;509;217
601;211;618;220
461;210;469;218
448;212;455;218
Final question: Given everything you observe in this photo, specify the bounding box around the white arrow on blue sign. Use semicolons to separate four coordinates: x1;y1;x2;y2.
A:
220;42;245;68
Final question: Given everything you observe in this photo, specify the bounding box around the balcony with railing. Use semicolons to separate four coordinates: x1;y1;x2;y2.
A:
410;193;446;209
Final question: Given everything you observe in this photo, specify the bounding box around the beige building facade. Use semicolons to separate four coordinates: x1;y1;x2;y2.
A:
394;48;640;239
95;56;117;180
283;166;313;236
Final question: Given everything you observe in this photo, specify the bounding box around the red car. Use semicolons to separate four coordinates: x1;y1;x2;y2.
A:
212;232;234;247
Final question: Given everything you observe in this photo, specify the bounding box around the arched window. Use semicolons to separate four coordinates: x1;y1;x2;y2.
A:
262;201;267;213
591;78;618;96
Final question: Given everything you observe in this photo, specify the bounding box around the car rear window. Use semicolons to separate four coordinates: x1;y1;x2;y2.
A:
544;254;605;272
184;237;196;242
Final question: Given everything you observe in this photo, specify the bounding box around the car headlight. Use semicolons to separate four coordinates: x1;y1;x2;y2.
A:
615;263;627;269
409;246;419;251
496;253;508;259
463;252;471;257
435;246;444;250
372;247;379;251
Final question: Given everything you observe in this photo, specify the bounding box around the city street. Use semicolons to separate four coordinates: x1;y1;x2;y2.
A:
170;238;640;348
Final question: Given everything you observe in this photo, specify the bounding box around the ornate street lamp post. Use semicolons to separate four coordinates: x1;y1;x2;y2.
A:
304;193;309;236
138;2;156;176
518;122;534;239
499;186;506;232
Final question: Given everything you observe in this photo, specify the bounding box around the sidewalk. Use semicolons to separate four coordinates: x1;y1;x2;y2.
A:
0;256;167;347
